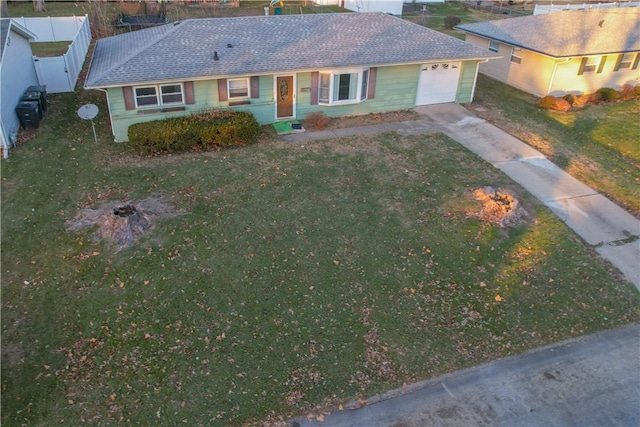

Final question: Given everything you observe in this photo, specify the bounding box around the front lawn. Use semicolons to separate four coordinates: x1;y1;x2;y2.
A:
471;75;640;218
2;91;639;426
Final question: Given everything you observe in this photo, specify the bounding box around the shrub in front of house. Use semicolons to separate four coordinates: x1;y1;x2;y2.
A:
128;110;260;155
303;112;330;130
595;87;619;102
444;15;461;29
539;96;570;111
619;84;637;101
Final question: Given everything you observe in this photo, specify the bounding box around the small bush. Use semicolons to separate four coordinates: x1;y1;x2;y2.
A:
562;94;579;106
443;15;461;29
588;91;603;103
539;96;570;111
128;110;260;155
596;87;619;102
562;93;590;109
304;112;330;130
619;84;637;101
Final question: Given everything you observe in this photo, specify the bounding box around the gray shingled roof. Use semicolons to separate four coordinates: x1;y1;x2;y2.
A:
85;12;498;88
456;9;640;58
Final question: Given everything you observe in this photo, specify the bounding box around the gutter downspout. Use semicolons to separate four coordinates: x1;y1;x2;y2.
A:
546;58;571;96
469;59;490;103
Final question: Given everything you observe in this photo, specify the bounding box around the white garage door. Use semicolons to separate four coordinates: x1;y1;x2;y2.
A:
416;62;462;105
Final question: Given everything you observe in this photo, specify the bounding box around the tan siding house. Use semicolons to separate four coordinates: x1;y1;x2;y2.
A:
456;10;640;97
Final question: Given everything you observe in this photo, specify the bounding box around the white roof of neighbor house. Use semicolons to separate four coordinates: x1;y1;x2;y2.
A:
456;9;640;58
85;12;498;88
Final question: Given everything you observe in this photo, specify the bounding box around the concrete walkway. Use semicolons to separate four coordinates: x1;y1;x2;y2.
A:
281;104;640;290
291;323;640;427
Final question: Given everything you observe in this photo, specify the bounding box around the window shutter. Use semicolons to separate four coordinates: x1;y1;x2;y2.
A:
367;67;377;100
596;56;607;74
310;72;319;105
184;81;195;104
613;54;624;72
123;86;135;110
218;78;228;102
632;53;640;70
577;57;587;75
250;76;260;99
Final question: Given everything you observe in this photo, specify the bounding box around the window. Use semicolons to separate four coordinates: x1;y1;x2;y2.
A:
488;40;499;53
318;68;369;105
582;56;599;73
616;53;635;70
161;84;184;104
135;86;158;107
134;84;184;108
360;69;369;101
228;78;249;98
510;48;522;64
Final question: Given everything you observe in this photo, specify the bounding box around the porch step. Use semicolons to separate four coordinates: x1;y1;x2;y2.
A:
273;120;305;135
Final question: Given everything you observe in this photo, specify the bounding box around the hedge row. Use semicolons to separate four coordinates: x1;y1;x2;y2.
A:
539;84;640;111
128;110;261;155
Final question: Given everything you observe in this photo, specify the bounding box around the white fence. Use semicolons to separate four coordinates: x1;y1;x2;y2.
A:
11;16;91;93
534;2;640;14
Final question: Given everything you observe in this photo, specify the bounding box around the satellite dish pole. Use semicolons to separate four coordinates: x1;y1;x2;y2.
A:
77;104;99;144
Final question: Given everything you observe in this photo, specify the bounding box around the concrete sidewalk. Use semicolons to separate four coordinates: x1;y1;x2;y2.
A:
281;104;640;290
291;323;640;427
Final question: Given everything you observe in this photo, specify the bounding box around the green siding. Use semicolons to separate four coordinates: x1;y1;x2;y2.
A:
296;65;420;120
105;62;480;142
456;61;480;103
108;76;275;142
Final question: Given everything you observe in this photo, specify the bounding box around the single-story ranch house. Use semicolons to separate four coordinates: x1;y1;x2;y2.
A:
84;12;498;142
455;9;640;97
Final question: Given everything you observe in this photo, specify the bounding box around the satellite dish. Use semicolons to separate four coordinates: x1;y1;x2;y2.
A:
77;104;99;143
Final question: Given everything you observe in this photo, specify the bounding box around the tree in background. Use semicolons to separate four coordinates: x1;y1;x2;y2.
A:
33;0;46;12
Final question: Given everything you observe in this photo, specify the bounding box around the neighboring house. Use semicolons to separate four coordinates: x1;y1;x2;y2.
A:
455;10;640;97
0;18;38;158
344;0;404;15
85;13;498;142
313;0;405;15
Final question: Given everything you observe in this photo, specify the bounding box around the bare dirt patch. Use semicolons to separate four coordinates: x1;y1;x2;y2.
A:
65;196;185;251
469;187;529;228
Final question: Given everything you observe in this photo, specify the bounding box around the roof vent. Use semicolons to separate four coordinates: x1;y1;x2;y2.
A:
227;43;233;48
213;51;219;61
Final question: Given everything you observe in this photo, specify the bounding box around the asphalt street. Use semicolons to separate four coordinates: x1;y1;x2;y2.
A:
292;323;640;427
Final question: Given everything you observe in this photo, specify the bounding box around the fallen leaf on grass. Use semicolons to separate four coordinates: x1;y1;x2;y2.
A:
495;295;503;302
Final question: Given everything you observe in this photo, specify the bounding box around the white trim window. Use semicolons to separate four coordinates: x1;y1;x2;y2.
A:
583;56;599;73
488;40;499;53
617;53;635;70
510;48;522;64
134;83;184;107
228;78;250;99
319;68;369;105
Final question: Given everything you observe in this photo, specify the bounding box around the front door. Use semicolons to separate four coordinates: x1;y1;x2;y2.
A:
276;76;294;119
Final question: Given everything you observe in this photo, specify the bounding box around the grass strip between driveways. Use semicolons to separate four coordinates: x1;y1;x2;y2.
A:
2;91;639;426
471;74;640;218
